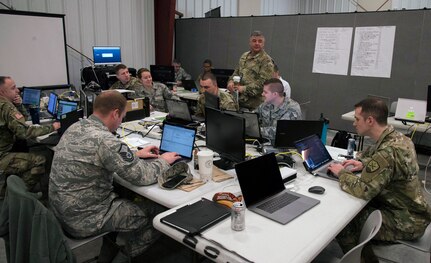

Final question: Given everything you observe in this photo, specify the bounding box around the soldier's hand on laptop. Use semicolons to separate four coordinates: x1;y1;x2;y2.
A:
328;163;343;177
342;159;363;172
136;145;159;159
160;152;181;164
52;122;61;131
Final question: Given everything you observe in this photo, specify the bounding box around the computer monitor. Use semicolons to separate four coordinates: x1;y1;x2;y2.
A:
150;65;175;83
205;107;245;170
211;68;235;89
225;110;261;139
92;46;122;66
47;92;58;115
79;89;95;117
57;100;78;119
22;88;41;105
204;91;220;110
205;6;221;18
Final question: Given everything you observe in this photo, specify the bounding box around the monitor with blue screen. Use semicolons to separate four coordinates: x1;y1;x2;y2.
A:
57;100;78;119
47;92;58;115
22;88;41;105
159;123;196;159
93;46;122;66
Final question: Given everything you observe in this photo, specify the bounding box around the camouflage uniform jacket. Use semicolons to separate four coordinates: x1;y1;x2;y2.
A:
230;50;274;110
0;96;53;157
175;67;191;82
110;77;145;99
141;82;180;112
49;115;170;237
257;98;302;142
195;90;238;117
339;125;431;234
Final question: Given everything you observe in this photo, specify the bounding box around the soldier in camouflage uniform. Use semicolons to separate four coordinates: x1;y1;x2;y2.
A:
328;98;431;261
49;91;181;260
137;68;180;112
0;76;60;196
173;59;191;83
109;64;145;99
256;78;302;143
227;31;274;111
195;72;238;117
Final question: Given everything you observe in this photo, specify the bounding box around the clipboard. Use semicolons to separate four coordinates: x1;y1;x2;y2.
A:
160;198;230;235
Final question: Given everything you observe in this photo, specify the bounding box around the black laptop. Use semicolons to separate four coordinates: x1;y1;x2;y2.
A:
235;153;320;224
274;120;324;148
165;99;204;125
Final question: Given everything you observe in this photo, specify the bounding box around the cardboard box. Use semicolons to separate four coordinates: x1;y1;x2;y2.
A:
126;99;144;112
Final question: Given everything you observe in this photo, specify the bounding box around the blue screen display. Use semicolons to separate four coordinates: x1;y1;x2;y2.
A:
57;100;78;119
160;124;196;158
47;93;58;115
93;46;121;65
22;88;41;105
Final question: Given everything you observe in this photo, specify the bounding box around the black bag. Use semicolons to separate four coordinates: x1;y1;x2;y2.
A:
331;130;352;149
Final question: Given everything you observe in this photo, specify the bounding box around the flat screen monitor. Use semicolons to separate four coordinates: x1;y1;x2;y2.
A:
57;100;78;119
225;110;261;139
22;88;41;105
79;89;95;117
427;85;431;113
204;91;220;110
150;65;175;83
274;120;324;148
205;107;245;170
205;6;221;18
47;92;58;115
93;46;122;66
211;68;235;89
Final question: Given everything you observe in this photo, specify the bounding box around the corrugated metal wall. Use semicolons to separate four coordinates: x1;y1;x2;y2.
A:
1;0;155;89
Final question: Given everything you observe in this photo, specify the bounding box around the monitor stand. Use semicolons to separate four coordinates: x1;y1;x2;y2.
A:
213;157;236;170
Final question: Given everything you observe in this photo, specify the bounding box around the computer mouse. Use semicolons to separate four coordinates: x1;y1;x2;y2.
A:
308;186;325;194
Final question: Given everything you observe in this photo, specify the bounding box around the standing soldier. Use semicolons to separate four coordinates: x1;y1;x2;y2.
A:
227;31;274;111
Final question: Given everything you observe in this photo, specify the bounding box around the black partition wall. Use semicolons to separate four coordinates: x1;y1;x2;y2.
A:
175;9;431;131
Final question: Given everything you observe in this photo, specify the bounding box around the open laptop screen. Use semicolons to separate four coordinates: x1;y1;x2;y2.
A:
47;92;58;115
165;99;193;122
57;100;78;119
160;123;196;158
395;98;427;123
294;134;332;171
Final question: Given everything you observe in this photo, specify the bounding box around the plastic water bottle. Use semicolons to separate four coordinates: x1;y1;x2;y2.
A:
347;138;356;156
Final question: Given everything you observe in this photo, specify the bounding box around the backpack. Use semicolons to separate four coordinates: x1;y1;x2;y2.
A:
331;130;352;149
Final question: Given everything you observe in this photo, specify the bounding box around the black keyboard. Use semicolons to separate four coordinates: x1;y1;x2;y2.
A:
257;192;299;214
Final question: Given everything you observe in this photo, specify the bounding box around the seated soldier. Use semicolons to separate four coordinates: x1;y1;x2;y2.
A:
257;78;302;143
49;90;180;261
195;72;238;117
0;76;60;197
109;64;144;99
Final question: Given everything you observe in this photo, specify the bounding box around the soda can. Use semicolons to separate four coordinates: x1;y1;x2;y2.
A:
231;202;245;231
347;138;356;156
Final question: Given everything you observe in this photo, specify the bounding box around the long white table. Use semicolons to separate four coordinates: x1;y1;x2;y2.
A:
153;146;367;263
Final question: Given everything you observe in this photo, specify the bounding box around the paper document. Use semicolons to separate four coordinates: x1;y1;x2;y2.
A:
122;137;150;147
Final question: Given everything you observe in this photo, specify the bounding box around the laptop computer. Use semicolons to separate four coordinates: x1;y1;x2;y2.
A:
225;110;262;141
159;122;197;163
274;120;324;148
165;99;204;125
294;134;339;181
234;153;320;225
181;80;198;91
40;92;58;119
395;98;427;124
39;109;83;145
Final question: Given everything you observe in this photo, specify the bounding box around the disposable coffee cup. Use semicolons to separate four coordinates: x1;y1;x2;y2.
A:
197;150;214;183
233;76;241;85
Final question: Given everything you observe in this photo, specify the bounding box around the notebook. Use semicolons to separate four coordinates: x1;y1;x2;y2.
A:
160;198;230;235
165;99;204;125
159;122;197;163
394;98;427;124
234;153;320;225
294;134;339;181
274;120;324;148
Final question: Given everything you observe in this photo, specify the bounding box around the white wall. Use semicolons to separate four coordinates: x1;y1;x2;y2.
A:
1;0;155;89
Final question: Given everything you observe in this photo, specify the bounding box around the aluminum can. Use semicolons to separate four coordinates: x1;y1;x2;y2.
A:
231;202;245;231
347;138;356;156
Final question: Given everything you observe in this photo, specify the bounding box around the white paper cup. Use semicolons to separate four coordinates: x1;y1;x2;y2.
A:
233;76;241;84
197;150;214;182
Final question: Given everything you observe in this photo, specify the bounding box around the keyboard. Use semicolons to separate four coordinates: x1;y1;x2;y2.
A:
257;192;299;214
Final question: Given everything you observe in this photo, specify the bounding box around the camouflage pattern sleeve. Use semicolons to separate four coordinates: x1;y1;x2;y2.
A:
98;137;170;186
195;94;205;117
242;54;274;98
16;103;29;119
109;81;120;90
219;91;238;111
338;149;393;201
161;84;179;101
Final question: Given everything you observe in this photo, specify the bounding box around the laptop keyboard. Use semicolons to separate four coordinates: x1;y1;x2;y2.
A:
257;192;299;214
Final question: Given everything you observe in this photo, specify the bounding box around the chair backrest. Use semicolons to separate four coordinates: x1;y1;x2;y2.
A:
397;222;431;252
1;175;74;263
390;101;398;114
340;210;382;263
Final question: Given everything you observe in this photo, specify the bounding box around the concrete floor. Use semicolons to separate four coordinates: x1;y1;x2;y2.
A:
1;130;430;262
